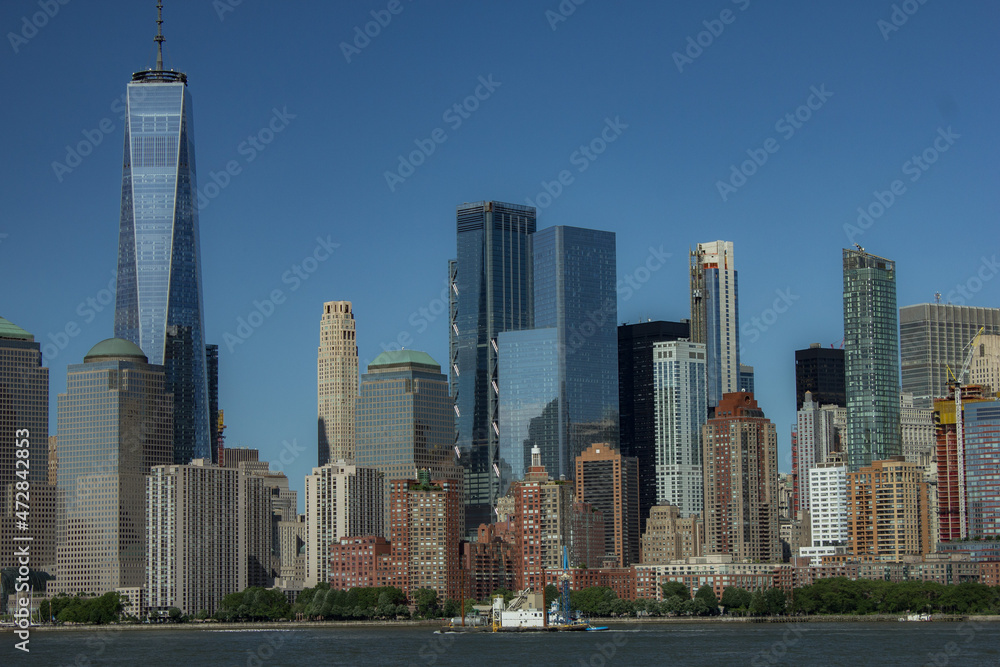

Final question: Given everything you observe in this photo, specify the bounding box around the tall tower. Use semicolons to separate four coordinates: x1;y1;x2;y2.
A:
794;344;846;410
575;443;641;567
843;248;901;470
690;241;740;409
114;3;209;463
450;201;535;537
317;300;358;466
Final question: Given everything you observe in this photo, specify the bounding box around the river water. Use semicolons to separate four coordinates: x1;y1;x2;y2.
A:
5;621;999;666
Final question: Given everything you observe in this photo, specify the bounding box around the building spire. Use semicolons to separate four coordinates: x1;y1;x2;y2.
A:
155;0;165;71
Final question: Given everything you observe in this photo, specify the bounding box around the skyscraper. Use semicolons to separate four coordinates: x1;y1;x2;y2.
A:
964;401;1000;539
847;457;930;561
652;341;706;517
55;339;174;595
450;201;535;536
702;392;780;562
690;241;740;409
318;300;358;466
618;320;690;529
499;225;619;488
794;344;845;410
205;343;219;463
793;391;837;515
114;6;210;463
900;304;1000;408
843;248;901;471
575;443;641;567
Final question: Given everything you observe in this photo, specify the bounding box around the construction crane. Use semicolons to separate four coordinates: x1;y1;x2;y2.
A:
559;546;572;625
946;326;985;539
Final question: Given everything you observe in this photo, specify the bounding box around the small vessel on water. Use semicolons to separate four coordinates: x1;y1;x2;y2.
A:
899;613;933;622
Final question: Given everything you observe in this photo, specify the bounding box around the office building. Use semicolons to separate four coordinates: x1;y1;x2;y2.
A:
575;443;641;567
900;304;1000;408
652;341;706;517
318;300;358;466
640;505;703;563
55;339;173;594
964;401;1000;539
276;514;306;587
901;392;935;468
969;334;1000;396
689;241;740;408
617;320;690;530
847;457;930;561
843;248;901;470
793;391;837;515
794;344;845;410
450;201;536;536
739;364;755;394
356;350;462;532
114;11;210;463
206;343;219;463
304;462;384;586
702;392;780;562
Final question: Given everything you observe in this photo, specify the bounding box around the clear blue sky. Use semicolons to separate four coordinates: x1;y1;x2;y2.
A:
3;1;998;507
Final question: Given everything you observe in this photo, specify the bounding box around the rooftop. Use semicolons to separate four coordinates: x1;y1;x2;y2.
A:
84;338;148;363
0;315;34;341
368;349;440;370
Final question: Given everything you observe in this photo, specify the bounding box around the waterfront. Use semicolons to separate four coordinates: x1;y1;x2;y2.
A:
5;621;1000;666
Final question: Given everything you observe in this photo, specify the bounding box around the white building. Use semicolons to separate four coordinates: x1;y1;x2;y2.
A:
318;300;358;466
304;461;384;587
795;391;837;515
800;455;848;564
969;334;1000;397
690;241;739;408
901;392;935;469
652;341;706;517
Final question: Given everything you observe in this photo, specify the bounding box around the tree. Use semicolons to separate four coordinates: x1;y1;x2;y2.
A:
661;581;689;600
695;585;719;615
167;607;182;622
442;599;459;618
544;584;560;607
749;589;767;617
721;587;751;614
413;588;439;618
764;588;786;616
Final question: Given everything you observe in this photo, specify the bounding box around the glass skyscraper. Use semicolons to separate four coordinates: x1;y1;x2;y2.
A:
450;201;535;536
843;248;901;470
964;401;1000;539
114;29;210;464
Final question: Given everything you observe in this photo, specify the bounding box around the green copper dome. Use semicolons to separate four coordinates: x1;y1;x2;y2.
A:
369;349;439;369
0;315;34;341
84;338;148;363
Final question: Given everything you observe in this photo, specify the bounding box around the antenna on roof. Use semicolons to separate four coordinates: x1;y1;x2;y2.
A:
155;0;165;71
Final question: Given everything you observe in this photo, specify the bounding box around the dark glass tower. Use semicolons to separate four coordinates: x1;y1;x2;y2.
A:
617;320;690;530
843;248;901;471
114;6;210;463
450;201;535;537
794;344;846;410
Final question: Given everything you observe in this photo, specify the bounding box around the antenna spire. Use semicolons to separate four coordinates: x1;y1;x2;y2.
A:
155;0;165;70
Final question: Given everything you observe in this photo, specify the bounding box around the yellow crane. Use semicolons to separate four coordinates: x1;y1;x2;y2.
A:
945;326;985;539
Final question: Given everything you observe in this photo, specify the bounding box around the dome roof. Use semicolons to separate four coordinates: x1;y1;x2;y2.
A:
84;338;148;363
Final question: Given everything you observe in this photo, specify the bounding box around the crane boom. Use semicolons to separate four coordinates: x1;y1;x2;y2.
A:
953;326;984;539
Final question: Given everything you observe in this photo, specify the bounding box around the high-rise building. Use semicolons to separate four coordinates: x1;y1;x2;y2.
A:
575;443;641;567
843;248;901;470
276;514;306;587
450;201;536;536
739;364;755;395
847;457;931;561
901;392;935;468
205;343;219;463
794;344;845;410
690;241;739;408
964;401;1000;538
146;458;273;615
318;300;358;466
652;341;706;517
702;392;780;562
617;320;690;531
356;350;462;531
114;9;210;463
799;453;848;564
0;317;56;572
969;334;1000;397
389;471;462;601
55;339;174;594
303;462;383;586
640;505;704;563
900;304;1000;408
793;391;837;515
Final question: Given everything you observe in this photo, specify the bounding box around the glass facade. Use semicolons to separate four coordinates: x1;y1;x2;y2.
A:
690;242;740;409
965;402;1000;538
450;201;535;537
0;325;49;484
115;70;210;463
652;341;706;517
843;249;901;470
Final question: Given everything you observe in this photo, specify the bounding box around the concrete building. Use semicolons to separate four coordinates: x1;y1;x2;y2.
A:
460;523;517;601
799;454;848;564
276;514;306;586
843;248;901;470
640;505;703;563
702;392;781;562
146;459;273;615
55;339;173;595
636;555;779;601
575;443;641;567
570;501;606;570
328;536;392;591
969;334;1000;396
652;341;707;517
690;241;740;409
389;471;462;602
356;349;462;533
0;316;55;572
901;392;935;468
900;303;1000;408
304;461;384;586
793;391;837;516
847;457;930;561
318;301;358;466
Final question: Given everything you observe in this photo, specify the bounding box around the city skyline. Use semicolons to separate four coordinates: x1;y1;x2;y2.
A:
3;2;998;507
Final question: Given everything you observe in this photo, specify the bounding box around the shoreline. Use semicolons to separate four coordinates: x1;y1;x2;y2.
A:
6;614;999;633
